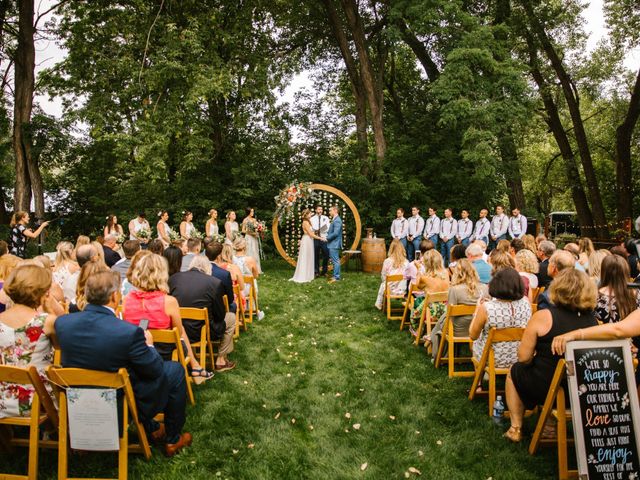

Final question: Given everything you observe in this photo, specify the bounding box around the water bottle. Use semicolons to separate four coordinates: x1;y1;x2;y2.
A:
492;396;505;425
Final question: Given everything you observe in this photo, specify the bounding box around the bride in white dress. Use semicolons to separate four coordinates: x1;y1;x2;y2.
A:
290;209;325;283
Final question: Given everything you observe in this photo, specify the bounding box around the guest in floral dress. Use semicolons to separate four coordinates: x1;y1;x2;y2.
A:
0;264;56;418
375;239;409;310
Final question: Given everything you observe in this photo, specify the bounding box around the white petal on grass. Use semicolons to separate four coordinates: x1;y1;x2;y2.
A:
232;449;239;455
248;443;255;449
353;423;361;430
345;412;351;419
291;418;296;424
389;415;396;420
275;412;281;419
418;450;424;457
360;463;368;471
436;440;442;446
335;392;341;397
408;467;421;475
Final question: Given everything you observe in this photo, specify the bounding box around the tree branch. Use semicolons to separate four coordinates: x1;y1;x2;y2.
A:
138;0;165;86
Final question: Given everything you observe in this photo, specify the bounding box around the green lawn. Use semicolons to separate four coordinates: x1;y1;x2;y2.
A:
1;260;559;479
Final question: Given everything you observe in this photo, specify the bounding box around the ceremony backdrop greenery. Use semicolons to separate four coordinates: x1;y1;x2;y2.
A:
0;0;639;241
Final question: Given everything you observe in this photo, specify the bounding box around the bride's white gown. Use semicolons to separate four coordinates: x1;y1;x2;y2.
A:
289;234;315;283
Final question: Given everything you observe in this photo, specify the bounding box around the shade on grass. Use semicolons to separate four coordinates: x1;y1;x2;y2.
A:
0;260;559;479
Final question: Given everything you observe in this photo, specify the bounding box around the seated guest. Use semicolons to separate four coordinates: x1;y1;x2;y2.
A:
0;253;22;313
563;243;585;272
55;271;192;456
163;246;183;277
447;244;467;275
522;234;537;255
536;240;556;289
537;250;576;310
102;234;122;268
430;259;487;357
495;239;510;254
578;237;594;271
509;238;525;257
91;240;106;265
233;238;264;320
470;268;531;368
595;255;640;344
112;240;140;283
218;243;246;308
74;235;90;253
0;264;56;418
71;259;110;312
148;238;165;255
404;239;435;299
123;254;212;382
624;239;640;279
173;238;188;256
410;250;449;336
180;238;202;272
21;258;65;316
466;243;491;284
587;249;611;285
490;251;528;297
505;269;598;442
206;242;236;313
169;256;237;372
472;239;489;262
123;250;152;296
535;234;547;248
375;239;409;310
52;241;80;290
76;244;99;267
516;249;539;297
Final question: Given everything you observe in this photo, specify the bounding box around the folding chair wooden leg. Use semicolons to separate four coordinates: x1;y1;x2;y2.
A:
414;308;429;346
119;400;129;480
27;394;40;480
58;391;69;480
529;360;566;455
555;388;576;480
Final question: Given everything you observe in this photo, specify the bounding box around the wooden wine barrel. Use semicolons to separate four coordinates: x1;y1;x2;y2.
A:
361;238;386;273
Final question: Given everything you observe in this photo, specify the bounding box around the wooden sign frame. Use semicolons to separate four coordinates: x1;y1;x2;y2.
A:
272;183;362;267
565;340;640;479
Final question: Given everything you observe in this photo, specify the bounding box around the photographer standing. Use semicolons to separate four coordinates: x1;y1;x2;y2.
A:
9;211;49;259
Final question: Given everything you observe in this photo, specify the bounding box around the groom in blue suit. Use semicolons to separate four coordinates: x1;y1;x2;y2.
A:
327;205;343;283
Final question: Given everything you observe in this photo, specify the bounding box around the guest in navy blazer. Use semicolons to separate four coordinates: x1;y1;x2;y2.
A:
206;242;237;313
54;271;192;456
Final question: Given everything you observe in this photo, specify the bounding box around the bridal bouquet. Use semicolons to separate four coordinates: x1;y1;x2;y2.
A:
190;228;204;240
211;233;226;244
246;220;268;240
168;229;181;243
116;233;127;244
136;227;152;240
274;181;318;221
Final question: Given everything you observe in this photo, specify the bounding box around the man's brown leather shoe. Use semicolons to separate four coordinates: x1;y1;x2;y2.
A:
164;432;193;457
150;424;166;444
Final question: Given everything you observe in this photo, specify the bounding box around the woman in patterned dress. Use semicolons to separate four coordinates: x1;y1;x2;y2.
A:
375;239;409;310
0;264;56;418
9;212;49;259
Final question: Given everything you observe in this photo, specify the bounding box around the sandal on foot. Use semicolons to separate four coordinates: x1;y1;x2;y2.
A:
503;426;522;443
191;368;214;384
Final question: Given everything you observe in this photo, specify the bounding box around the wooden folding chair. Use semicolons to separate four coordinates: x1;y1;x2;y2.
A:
0;365;58;480
399;284;417;331
383;274;406;321
434;304;476;377
47;366;151;480
180;307;215;371
413;291;448;347
233;285;246;338
242;276;257;325
468;327;525;415
149;328;195;406
528;359;577;480
532;286;545;303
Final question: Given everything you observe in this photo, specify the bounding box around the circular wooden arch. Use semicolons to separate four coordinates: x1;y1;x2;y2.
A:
272;183;362;267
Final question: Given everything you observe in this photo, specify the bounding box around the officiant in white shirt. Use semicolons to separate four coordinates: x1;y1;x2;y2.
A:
390;208;408;251
311;205;331;277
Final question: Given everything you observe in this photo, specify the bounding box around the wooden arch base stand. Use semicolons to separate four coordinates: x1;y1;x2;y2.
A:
272;183;362;267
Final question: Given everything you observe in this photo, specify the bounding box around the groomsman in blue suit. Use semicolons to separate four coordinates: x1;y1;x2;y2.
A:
327;205;343;283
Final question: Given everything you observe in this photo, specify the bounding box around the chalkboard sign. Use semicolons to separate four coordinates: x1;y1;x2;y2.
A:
566;340;640;480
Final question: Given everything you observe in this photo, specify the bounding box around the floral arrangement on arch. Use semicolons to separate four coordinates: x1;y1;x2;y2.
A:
274;181;318;221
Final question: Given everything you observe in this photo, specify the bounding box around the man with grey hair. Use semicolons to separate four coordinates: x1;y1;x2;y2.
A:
55;271;192;456
537;250;575;310
102;233;122;268
75;244;98;267
466;242;491;284
536;240;556;289
169;255;237;372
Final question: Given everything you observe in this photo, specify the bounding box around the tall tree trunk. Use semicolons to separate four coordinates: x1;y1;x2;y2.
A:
321;0;370;176
394;19;439;82
340;0;386;169
13;0;37;214
614;67;640;222
498;132;526;210
525;36;595;235
521;0;608;238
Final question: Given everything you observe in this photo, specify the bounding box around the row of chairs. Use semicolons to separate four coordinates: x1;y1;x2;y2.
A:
382;281;578;479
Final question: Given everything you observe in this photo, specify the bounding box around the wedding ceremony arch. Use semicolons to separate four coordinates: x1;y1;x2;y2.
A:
272;183;362;267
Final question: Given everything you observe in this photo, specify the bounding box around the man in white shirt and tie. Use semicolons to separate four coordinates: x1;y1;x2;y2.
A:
508;207;528;239
390;208;409;251
472;208;491;245
439;208;457;266
406;206;425;260
456;209;473;247
311;205;330;277
424;207;441;248
489;204;509;251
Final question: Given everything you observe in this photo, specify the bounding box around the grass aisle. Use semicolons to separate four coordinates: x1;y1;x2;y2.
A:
1;260;558;479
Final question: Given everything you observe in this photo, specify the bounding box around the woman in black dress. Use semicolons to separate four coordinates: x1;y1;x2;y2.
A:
504;269;598;442
9;211;49;259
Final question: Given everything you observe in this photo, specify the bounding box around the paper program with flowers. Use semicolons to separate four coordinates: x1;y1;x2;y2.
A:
67;388;119;451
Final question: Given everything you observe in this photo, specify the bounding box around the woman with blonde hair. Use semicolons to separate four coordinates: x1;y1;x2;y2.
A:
375;239;409;310
430;259;488;356
410;249;450;337
90;241;106;265
234;236;265;320
74;235;90;255
504;269;598;442
0;264;56;419
495;239;511;254
516;249;539;299
52;241;80;288
9;211;49;258
578;237;595;271
522;234;537;255
587;249;611;285
218;243;246;308
122;249;152;295
73;259;110;311
123;254;212;383
206;209;219;237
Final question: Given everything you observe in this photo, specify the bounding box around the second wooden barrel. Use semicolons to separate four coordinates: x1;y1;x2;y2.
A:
361;238;386;273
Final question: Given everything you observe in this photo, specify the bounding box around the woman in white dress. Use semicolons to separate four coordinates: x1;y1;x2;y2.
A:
206;209;219;237
242;207;262;274
128;212;151;248
290;209;325;283
157;210;171;248
179;211;195;239
103;214;124;239
225;211;239;244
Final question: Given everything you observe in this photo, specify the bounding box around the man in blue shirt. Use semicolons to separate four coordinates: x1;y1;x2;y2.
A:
466;242;491;284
